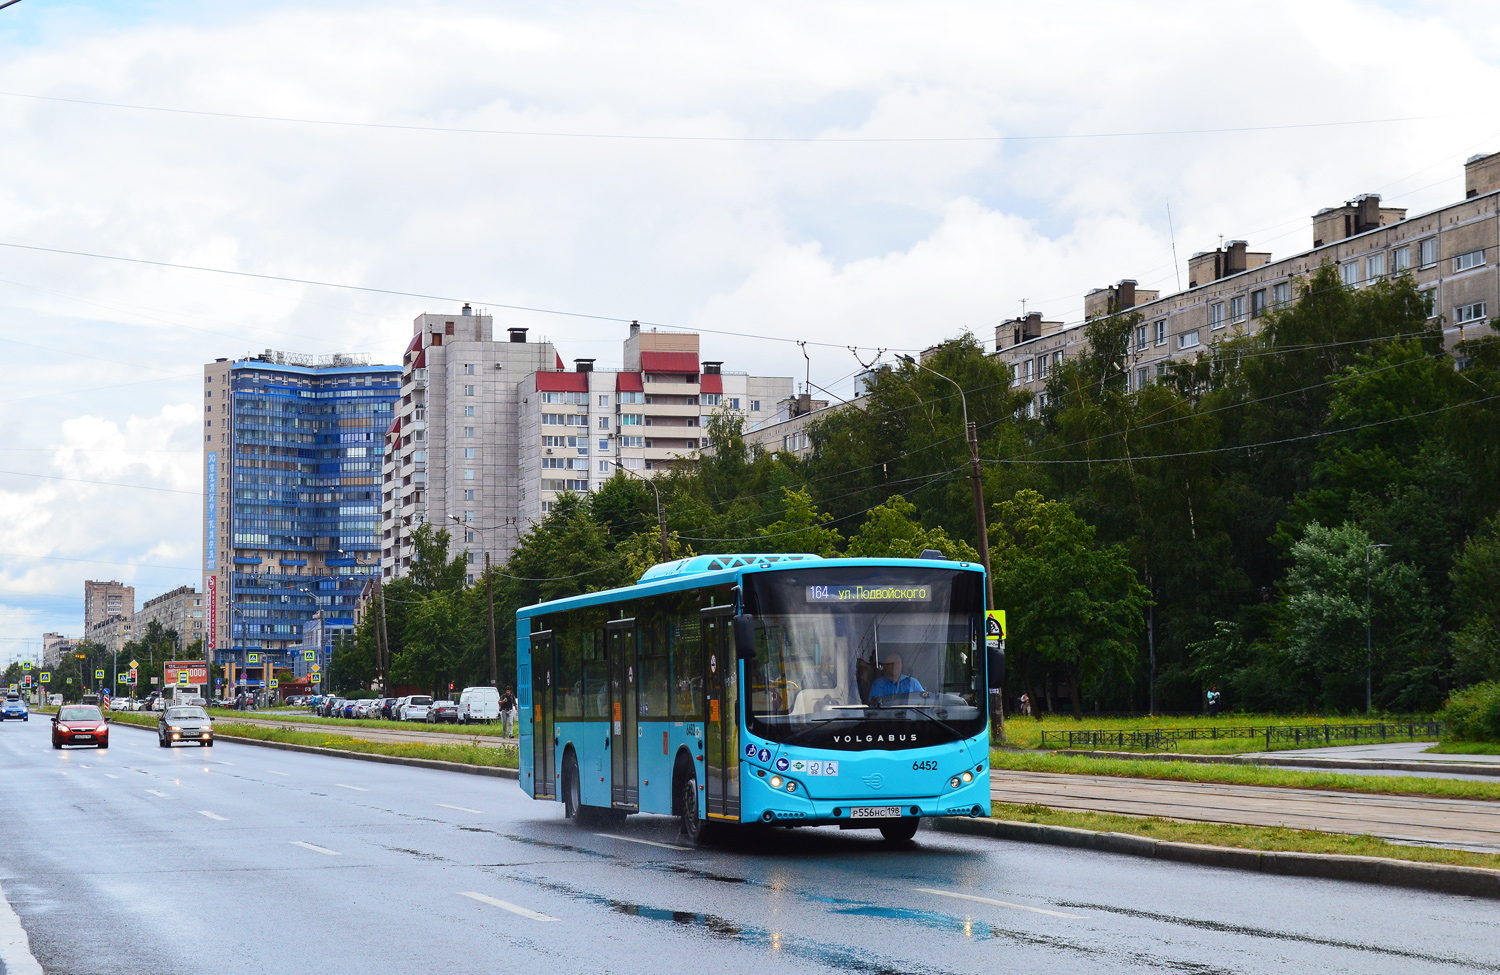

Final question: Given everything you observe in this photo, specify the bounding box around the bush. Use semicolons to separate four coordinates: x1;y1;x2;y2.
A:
1438;680;1500;742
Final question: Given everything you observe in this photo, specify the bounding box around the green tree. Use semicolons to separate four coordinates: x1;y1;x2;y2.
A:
845;494;980;562
988;489;1149;718
1450;521;1500;685
756;487;843;556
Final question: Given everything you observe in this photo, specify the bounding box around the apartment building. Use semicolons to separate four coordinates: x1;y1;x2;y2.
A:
742;393;862;459
83;580;133;634
42;632;76;669
203;350;399;687
380;306;560;580
515;324;790;530
134;584;205;649
381;313;791;581
998;153;1500;402
86;615;134;655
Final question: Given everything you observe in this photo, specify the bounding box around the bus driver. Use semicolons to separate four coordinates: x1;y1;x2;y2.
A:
868;652;923;699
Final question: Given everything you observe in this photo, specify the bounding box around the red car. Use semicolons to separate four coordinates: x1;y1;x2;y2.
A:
52;704;109;749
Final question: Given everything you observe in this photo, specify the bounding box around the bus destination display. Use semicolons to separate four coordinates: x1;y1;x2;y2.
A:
805;584;932;603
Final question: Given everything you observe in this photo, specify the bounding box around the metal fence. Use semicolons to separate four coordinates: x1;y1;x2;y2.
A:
1040;721;1442;751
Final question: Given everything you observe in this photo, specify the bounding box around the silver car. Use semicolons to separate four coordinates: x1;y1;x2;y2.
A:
158;705;214;747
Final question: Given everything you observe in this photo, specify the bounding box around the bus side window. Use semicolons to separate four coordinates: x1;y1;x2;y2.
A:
670;615;703;719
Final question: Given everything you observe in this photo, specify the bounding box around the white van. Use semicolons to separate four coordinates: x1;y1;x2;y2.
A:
457;686;500;725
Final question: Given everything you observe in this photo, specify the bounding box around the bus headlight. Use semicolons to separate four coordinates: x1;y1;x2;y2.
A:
785;780;797;793
770;775;783;789
950;776;961;788
962;771;973;783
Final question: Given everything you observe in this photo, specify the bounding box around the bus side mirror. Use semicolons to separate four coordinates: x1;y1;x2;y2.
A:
987;646;1005;690
732;615;757;661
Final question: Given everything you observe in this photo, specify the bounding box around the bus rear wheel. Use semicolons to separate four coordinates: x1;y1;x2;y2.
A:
879;818;920;843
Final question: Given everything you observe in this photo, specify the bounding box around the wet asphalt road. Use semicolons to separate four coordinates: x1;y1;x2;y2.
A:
2;720;1497;975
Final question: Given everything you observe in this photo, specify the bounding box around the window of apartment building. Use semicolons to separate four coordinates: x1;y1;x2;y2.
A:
727;397;741;409
622;457;645;470
1038;355;1049;380
1135;367;1148;390
1009;364;1020;387
701;393;722;407
1153;321;1166;345
463;448;476;459
1023;359;1034;383
463;426;474;438
1251;289;1267;318
1394;245;1411;273
619;391;644;404
621;414;643;425
1367;253;1385;281
598;394;610;407
1034;393;1047;410
1455;302;1487;324
599;460;612;473
463;469;475;480
1135;325;1147;350
464;406;475;417
598;438;610;451
1178;330;1201;350
464;363;475;375
1341;262;1359;288
1273;281;1291;307
750;400;761;412
542;458;567;468
463;385;475;396
1209;302;1227;329
566;414;587;427
464;510;475;522
463;489;475;500
1420;238;1438;269
541;501;555;514
1454;249;1485;273
593;416;607;430
542;413;563;425
1228;296;1246;325
1052;350;1064;368
620;436;645;447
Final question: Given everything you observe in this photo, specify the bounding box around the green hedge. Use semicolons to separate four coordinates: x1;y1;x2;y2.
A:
1438;680;1500;743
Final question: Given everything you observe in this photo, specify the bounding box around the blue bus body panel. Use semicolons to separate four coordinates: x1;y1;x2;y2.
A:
518;556;989;820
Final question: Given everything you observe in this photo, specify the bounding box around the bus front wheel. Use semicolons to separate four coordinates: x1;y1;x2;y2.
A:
563;751;582;821
879;818;920;844
680;771;716;846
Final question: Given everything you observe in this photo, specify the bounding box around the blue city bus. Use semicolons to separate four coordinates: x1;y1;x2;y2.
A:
518;552;1001;844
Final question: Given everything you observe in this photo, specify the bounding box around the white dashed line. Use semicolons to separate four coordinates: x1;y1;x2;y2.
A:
198;811;228;821
289;841;340;856
459;891;556;921
591;833;693;851
434;803;483;814
335;784;367;792
146;789;171;798
916;888;1085;919
104;774;119;779
266;770;289;776
0;879;43;975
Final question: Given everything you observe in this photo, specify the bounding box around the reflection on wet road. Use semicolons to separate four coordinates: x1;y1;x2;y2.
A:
1;719;1494;975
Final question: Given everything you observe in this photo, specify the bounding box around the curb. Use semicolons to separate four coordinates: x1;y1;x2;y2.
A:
1055;749;1500;778
108;718;519;780
931;817;1500;899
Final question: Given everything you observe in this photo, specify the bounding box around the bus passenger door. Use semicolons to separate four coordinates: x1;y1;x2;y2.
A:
608;619;638;810
531;630;555;799
701;608;739;820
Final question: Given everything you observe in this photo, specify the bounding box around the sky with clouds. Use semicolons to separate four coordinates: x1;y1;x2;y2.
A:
2;0;1497;661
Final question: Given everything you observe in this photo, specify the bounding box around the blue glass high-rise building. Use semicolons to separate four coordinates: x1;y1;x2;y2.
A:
202;351;399;695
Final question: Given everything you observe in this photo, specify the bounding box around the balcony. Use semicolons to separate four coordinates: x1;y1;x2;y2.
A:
643;402;701;419
642;380;699;397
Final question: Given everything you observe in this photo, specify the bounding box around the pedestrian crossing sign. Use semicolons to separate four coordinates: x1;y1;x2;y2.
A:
21;661;30;671
303;650;315;661
40;672;50;683
270;679;278;689
311;674;321;683
95;669;105;680
247;653;260;664
117;673;128;683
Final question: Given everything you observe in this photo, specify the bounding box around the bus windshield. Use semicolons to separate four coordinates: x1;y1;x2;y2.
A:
743;565;986;749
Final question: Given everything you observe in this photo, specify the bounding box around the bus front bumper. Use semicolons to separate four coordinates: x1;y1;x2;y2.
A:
739;767;991;826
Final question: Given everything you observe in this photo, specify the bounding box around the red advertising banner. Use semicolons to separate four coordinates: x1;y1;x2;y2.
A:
165;661;209;686
206;574;217;649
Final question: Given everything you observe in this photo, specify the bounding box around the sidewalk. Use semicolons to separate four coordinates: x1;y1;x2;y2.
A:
992;769;1500;853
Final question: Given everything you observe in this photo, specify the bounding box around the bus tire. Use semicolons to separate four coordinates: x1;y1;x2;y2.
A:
879;818;920;843
679;769;716;846
563;750;582;822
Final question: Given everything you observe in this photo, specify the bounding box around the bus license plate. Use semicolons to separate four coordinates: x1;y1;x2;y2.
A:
850;806;901;819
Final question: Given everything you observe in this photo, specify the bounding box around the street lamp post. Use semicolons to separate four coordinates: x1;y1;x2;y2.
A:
612;460;669;561
1365;542;1390;715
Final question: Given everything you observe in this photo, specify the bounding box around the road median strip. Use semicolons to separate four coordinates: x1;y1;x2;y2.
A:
931;804;1500;899
1056;748;1500;779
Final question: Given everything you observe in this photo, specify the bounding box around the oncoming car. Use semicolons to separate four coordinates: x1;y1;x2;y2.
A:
158;706;213;747
52;705;108;749
2;693;28;721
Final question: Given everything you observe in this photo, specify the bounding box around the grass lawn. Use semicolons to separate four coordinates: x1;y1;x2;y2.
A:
204;708;512;737
996;712;1437;754
1428;741;1500;755
107;711;519;768
989;802;1500;871
989;750;1500;801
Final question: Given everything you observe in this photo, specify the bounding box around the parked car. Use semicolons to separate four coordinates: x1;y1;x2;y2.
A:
1;692;28;721
379;698;397;720
341;700;359;719
158;705;213;747
457;686;500;725
399;695;433;721
426;700;458;724
52;704;108;749
324;698;344;718
109;698;138;712
353;699;378;719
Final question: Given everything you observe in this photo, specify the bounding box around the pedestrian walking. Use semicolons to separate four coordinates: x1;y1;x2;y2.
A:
499;687;517;736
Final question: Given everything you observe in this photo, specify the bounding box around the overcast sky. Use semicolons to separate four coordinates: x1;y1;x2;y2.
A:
2;0;1496;661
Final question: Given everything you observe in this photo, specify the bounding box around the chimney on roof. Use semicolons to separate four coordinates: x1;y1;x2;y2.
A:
1116;279;1136;310
1224;241;1248;275
702;361;722;375
574;358;595;373
508;328;528;343
629;320;641;337
461;303;472;316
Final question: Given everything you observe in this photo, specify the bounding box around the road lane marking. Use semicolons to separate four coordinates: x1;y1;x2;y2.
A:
146;789;171;798
591;833;693;851
104;774;119;779
199;811;227;821
0;879;44;975
459;891;556;921
289;841;340;856
916;888;1085;919
266;770;289;776
435;803;483;814
335;784;367;792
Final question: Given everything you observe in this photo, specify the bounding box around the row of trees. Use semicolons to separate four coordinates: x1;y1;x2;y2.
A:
340;264;1500;716
3;621;201;702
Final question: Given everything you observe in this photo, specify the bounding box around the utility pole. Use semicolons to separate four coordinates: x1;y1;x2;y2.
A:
377;577;392;696
485;552;497;687
1365;542;1389;714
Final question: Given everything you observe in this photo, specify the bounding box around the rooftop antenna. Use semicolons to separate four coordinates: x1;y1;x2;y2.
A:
1020;298;1028;316
1167;200;1182;292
